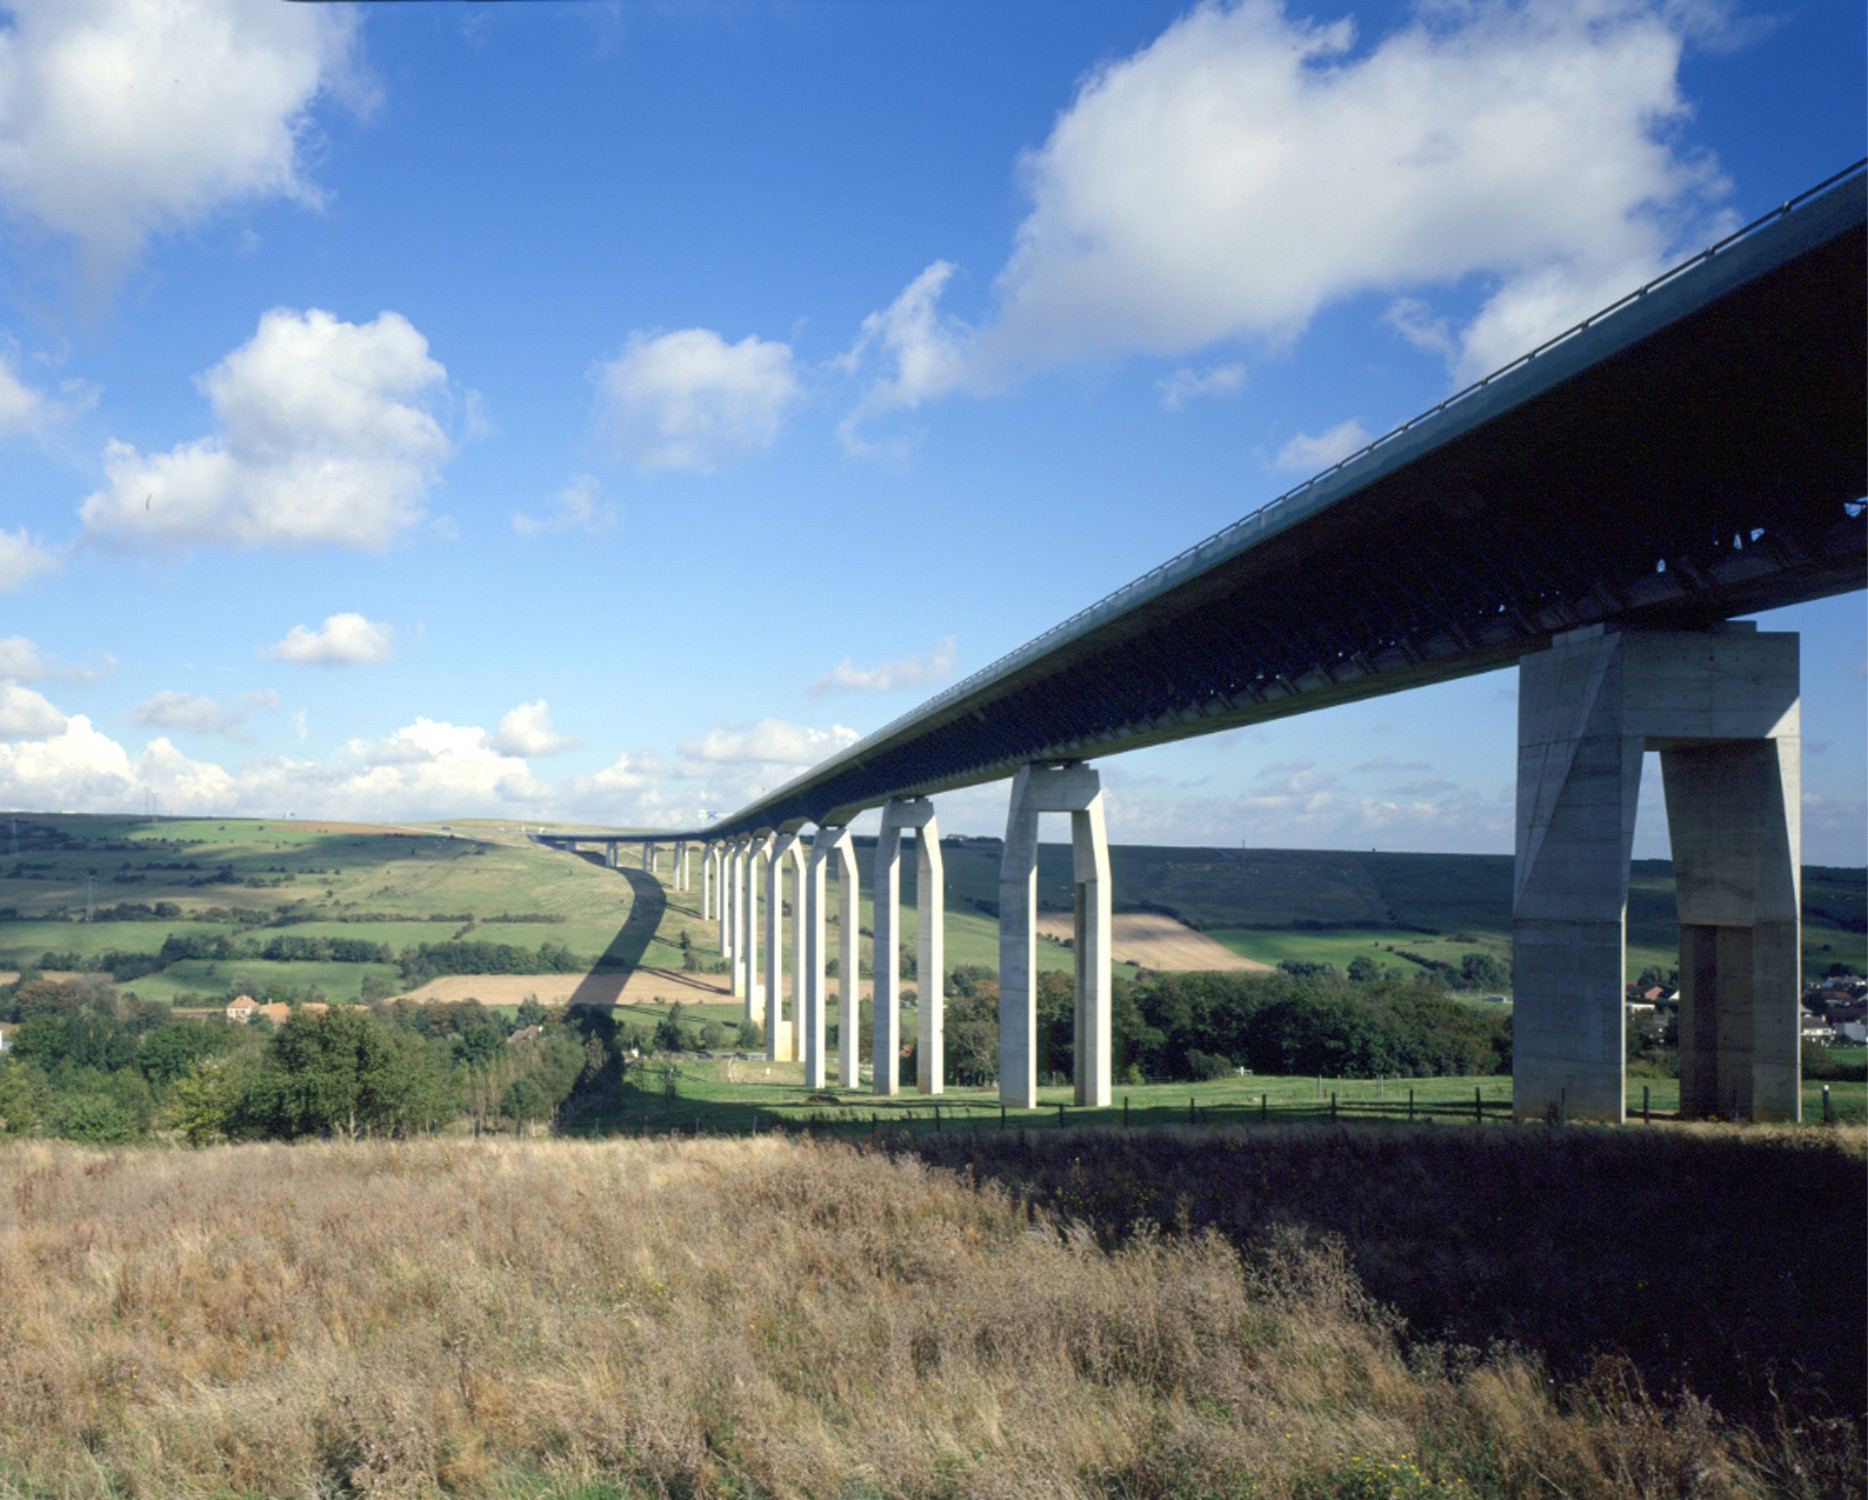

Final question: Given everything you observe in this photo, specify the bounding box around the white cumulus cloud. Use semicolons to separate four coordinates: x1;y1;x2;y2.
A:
594;327;799;471
677;718;861;769
835;262;972;452
265;612;394;667
512;474;615;538
0;527;58;591
0;636;113;684
488;700;579;758
1274;418;1375;474
0;681;67;739
129;689;272;738
808;635;957;698
0;352;47;434
1157;362;1246;411
0;0;366;280
80;308;453;551
849;0;1728;424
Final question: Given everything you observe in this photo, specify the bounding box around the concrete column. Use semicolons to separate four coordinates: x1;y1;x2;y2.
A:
998;763;1112;1109
702;844;715;920
915;815;946;1094
833;833;861;1089
722;843;738;965
1514;625;1800;1123
803;828;836;1089
870;798;946;1097
872;814;902;1098
764;832;800;1062
741;834;770;1026
788;839;807;1060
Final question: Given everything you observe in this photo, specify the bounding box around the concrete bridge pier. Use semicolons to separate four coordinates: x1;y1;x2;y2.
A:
723;841;741;990
789;837;807;1059
873;798;944;1096
803;825;860;1089
702;843;716;920
740;834;770;1024
1513;625;1801;1123
999;763;1112;1109
605;840;618;869
764;833;808;1061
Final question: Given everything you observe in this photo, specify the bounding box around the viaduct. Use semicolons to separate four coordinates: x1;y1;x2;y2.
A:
538;166;1865;1124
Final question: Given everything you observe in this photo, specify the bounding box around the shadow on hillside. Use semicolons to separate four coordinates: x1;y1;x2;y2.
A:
565;862;665;1004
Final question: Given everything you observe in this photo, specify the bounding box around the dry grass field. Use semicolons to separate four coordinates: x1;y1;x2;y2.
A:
0;1133;1857;1500
1034;912;1272;973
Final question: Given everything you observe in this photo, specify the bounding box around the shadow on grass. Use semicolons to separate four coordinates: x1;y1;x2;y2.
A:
567;861;664;997
883;1123;1867;1441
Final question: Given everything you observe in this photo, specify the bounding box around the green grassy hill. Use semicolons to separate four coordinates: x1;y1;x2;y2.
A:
0;815;1860;1006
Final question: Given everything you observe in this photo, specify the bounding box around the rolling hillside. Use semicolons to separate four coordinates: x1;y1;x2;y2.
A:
0;814;1860;1008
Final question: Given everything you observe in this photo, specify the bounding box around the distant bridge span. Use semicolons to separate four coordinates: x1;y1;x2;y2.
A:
538;165;1866;1125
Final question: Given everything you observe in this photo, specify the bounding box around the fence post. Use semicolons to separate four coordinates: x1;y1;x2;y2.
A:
934;1103;941;1133
1189;1096;1196;1125
1822;1083;1831;1124
1408;1088;1415;1121
1474;1085;1481;1123
1643;1085;1650;1125
1058;1102;1066;1128
1260;1093;1267;1123
1000;1103;1007;1131
1123;1095;1130;1128
1329;1090;1337;1122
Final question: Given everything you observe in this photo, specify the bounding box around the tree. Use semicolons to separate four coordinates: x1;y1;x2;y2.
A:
243;1006;448;1140
515;994;548;1030
500;1075;550;1135
737;1018;764;1051
1460;952;1513;991
1346;954;1382;984
163;1055;253;1147
653;1002;690;1054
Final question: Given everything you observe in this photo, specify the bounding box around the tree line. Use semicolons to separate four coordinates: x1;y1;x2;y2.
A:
0;976;599;1146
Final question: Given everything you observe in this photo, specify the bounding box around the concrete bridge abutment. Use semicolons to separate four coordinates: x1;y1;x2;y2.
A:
1513;625;1801;1123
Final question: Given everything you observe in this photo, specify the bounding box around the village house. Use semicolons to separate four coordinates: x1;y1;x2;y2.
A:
227;995;329;1025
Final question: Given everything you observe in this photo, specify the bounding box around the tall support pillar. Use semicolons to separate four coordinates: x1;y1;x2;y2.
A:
998;763;1111;1109
873;798;943;1096
789;839;807;1060
764;833;801;1061
1514;626;1801;1123
741;834;770;1025
917;821;945;1094
724;842;742;994
721;851;735;971
804;826;860;1089
702;843;715;921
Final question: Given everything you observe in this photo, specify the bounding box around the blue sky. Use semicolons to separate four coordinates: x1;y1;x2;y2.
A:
0;0;1862;863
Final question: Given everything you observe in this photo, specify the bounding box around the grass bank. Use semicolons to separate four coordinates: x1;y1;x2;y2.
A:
0;1133;1858;1500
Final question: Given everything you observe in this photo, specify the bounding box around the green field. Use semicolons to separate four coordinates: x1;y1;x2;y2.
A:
1;815;1860;1011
